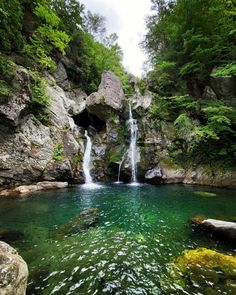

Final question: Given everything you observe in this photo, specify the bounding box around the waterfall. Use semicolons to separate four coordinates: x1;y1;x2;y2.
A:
116;152;127;183
82;130;93;184
128;103;138;183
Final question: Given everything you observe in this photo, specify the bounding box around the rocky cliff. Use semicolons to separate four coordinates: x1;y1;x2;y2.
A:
0;61;235;189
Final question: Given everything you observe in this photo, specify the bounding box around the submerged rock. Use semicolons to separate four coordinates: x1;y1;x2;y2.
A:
0;241;28;295
0;230;25;244
161;248;236;295
192;217;236;242
0;181;68;197
54;208;99;238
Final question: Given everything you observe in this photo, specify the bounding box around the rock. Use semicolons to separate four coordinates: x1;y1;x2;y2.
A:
210;74;236;99
202;85;217;100
0;230;25;244
0;241;28;295
54;208;99;238
65;88;87;116
43;160;74;181
86;71;125;120
192;217;236;242
0;68;30;127
46;85;70;129
145;167;162;183
53;62;70;91
36;181;68;190
0;116;54;186
0;181;68;196
161;248;236;295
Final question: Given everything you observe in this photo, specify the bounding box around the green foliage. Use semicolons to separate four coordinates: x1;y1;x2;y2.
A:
29;72;50;123
0;0;24;51
144;0;236;94
0;54;17;97
53;143;64;161
211;63;236;77
23;2;70;70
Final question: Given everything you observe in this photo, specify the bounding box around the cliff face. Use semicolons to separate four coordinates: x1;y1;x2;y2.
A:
0;61;235;189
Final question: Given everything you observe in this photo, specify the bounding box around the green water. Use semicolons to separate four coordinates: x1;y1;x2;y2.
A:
0;183;236;294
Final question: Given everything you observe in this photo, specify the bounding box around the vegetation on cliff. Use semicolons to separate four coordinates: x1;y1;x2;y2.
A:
143;0;236;166
0;0;131;95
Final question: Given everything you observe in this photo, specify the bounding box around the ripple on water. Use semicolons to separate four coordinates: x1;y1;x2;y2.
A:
0;184;235;294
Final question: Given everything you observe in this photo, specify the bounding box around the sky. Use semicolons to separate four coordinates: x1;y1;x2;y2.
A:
80;0;152;77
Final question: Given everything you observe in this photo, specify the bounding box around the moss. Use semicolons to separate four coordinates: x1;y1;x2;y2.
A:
194;191;217;197
161;248;236;294
53;143;64;161
107;146;125;164
159;157;182;170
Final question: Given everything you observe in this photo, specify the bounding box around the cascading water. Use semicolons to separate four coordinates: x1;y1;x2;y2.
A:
128;103;138;184
82;130;93;185
115;152;127;183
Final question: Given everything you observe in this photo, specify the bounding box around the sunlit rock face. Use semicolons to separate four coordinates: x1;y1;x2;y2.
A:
86;71;125;120
0;241;28;295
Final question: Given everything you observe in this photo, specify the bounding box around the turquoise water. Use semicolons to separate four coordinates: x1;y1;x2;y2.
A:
0;183;236;294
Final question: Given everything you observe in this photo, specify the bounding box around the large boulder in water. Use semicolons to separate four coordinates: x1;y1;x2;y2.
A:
191;217;236;242
54;208;99;238
161;248;236;295
86;71;125;120
0;241;28;295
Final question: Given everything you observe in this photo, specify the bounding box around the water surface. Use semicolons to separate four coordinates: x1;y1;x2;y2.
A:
0;183;236;294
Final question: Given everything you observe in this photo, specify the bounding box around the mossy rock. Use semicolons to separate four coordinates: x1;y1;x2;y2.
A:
53;208;99;239
194;191;217;197
161;248;236;295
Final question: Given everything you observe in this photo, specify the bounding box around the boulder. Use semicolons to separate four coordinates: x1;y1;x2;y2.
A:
210;75;236;99
86;71;125;120
145;167;162;183
0;181;68;196
192;217;236;242
46;85;70;129
53;62;70;91
54;208;99;238
202;85;217;100
161;248;236;295
0;241;28;295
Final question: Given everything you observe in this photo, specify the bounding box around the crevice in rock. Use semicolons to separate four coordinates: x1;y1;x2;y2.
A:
72;109;106;131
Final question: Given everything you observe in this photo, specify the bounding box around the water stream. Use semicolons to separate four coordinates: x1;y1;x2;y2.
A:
82;130;93;185
128;103;138;184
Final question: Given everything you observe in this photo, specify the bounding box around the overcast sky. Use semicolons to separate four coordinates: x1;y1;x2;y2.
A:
80;0;151;77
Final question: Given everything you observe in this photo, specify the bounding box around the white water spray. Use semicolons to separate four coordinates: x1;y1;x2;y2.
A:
128;103;138;183
82;130;93;184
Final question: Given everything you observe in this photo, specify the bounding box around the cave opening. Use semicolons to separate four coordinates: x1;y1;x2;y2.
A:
72;109;106;132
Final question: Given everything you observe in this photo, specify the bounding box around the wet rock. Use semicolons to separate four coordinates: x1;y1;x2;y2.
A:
0;181;68;196
145;167;162;183
44;160;74;181
161;248;236;295
0;230;25;244
0;241;28;295
192;217;236;242
54;208;99;238
86;71;125;120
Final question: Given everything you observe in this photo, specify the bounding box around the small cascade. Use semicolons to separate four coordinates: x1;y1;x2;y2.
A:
128;103;138;184
116;152;127;183
82;131;93;185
